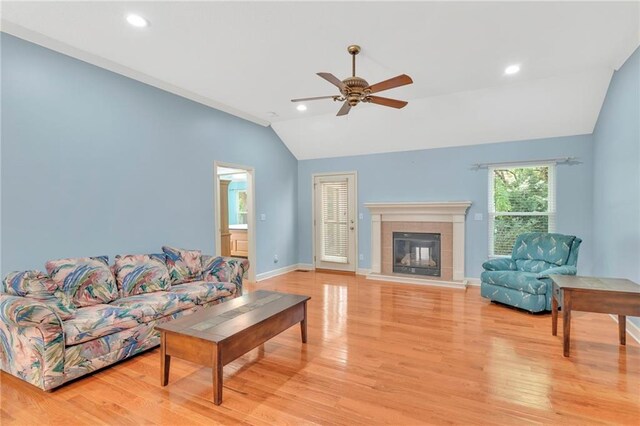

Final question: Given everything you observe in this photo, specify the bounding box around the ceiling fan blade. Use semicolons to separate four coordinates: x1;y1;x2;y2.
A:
336;101;351;116
366;74;413;94
367;96;408;109
291;95;338;102
317;72;347;91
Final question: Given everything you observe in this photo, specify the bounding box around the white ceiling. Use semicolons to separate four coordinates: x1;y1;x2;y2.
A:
2;1;639;159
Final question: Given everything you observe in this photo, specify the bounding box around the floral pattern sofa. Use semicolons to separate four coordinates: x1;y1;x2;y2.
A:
0;246;249;391
480;233;581;312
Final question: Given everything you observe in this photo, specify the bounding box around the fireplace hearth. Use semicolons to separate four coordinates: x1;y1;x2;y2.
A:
393;232;441;277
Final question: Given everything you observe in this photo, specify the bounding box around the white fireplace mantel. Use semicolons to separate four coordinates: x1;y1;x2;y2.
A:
364;201;472;285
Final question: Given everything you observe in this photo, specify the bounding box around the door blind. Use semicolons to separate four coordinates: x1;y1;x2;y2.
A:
320;180;349;263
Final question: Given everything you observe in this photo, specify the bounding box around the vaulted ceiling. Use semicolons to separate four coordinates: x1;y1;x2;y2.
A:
2;1;639;159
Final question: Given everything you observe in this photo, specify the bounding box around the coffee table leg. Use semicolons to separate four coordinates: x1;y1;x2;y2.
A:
300;301;308;344
551;290;558;336
619;315;626;345
212;344;223;405
161;332;171;386
563;291;572;357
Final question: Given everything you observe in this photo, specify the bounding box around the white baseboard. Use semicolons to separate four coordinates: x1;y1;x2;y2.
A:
465;277;481;286
610;315;640;344
296;263;315;271
255;263;318;281
357;268;371;275
255;264;300;281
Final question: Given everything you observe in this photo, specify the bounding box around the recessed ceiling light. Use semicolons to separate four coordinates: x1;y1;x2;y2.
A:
296;104;307;112
504;64;520;75
126;14;149;28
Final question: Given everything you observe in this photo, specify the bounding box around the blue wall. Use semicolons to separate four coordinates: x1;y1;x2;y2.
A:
227;180;248;225
592;47;640;325
1;33;298;275
298;136;595;278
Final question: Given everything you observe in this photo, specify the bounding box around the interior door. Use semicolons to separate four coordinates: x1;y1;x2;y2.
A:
314;174;356;272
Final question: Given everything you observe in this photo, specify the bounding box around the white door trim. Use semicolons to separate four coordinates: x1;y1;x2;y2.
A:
311;171;358;272
213;161;256;283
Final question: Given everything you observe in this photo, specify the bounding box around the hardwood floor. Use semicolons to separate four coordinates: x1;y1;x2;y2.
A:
2;271;639;425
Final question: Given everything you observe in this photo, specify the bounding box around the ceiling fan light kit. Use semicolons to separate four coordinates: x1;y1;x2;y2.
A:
292;44;413;116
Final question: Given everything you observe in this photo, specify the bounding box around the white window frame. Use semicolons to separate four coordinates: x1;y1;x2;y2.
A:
488;163;556;258
236;189;248;224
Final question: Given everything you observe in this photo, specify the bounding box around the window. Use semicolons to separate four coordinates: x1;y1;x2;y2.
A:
320;180;349;263
237;190;248;225
488;164;556;256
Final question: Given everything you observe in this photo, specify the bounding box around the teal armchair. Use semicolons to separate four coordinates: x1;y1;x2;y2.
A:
480;233;582;312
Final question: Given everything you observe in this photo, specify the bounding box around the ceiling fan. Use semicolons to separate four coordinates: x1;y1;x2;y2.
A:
291;45;413;116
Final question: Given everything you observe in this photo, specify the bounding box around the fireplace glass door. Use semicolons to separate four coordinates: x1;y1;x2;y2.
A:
393;232;441;276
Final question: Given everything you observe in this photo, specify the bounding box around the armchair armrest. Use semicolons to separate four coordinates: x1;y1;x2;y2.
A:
537;265;577;279
201;256;250;294
0;295;65;390
482;258;517;271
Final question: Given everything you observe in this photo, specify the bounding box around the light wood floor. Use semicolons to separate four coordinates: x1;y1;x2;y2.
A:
2;271;639;425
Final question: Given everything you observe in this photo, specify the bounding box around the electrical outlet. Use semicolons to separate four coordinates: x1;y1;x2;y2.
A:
260;213;267;221
274;254;279;263
359;254;364;261
359;213;364;220
474;213;483;221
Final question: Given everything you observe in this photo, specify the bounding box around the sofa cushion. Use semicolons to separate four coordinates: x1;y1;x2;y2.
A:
63;304;143;346
169;281;236;304
108;291;195;322
511;233;576;266
480;271;548;295
114;254;171;297
46;256;118;307
2;271;77;320
162;246;202;284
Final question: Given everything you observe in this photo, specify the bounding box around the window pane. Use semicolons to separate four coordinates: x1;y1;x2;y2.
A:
493;215;549;256
493;166;549;213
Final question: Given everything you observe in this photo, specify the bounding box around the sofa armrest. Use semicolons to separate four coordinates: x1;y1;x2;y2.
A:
201;256;250;294
482;258;517;271
0;295;65;390
538;265;577;279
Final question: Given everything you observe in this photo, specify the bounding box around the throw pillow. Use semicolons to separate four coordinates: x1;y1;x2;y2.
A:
114;254;171;297
2;270;77;319
162;246;202;284
45;256;118;307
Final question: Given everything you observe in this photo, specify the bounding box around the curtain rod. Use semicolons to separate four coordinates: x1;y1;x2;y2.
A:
470;157;581;171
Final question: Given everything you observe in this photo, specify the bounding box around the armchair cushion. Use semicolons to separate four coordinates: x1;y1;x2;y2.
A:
537;265;577;279
480;271;548;295
162;246;202;284
114;254;171;297
482;258;517;271
514;259;556;273
511;233;577;266
45;256;118;307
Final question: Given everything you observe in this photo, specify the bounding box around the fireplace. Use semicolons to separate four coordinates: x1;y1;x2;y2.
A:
393;232;441;277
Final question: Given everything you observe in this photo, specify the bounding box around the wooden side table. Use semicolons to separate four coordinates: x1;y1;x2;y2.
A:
550;275;640;357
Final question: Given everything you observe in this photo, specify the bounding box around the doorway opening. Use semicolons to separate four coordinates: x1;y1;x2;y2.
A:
214;161;256;282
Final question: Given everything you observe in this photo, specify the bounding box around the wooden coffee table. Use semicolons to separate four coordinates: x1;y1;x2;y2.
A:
156;290;310;404
550;275;640;357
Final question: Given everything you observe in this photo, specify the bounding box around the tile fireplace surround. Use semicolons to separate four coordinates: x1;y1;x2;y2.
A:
364;202;472;288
